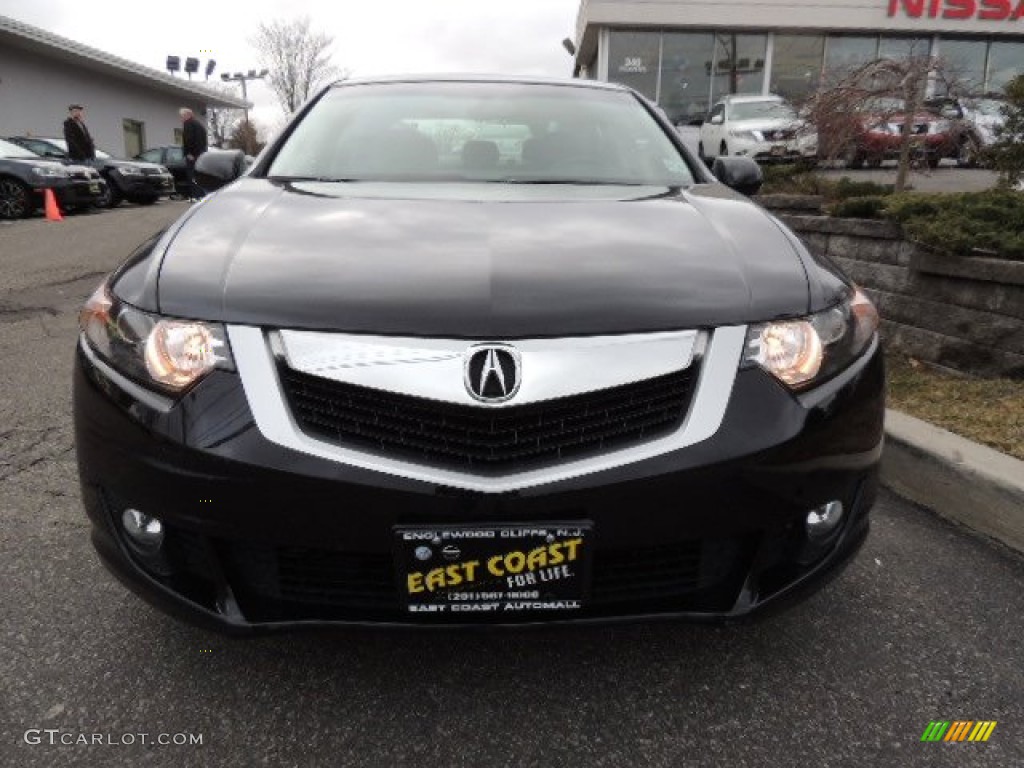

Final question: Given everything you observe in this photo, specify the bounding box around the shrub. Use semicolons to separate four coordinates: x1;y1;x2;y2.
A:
884;190;1024;261
834;178;895;200
758;165;838;197
830;196;887;219
989;74;1024;188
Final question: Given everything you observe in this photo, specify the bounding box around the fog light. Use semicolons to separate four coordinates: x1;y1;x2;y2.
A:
806;501;844;539
122;508;164;552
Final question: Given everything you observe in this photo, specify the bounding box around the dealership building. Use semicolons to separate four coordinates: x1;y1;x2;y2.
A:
572;0;1024;122
0;14;248;158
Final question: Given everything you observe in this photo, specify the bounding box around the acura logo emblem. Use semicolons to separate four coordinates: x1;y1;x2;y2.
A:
464;345;522;403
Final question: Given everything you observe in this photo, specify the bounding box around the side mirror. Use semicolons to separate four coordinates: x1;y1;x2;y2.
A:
712;156;763;196
194;148;246;191
709;114;724;125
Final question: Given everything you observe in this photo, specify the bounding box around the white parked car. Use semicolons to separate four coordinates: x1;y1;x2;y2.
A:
698;95;817;166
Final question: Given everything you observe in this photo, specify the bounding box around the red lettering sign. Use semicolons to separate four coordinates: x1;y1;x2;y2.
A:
979;0;1011;20
944;0;976;18
889;0;926;16
888;0;1024;17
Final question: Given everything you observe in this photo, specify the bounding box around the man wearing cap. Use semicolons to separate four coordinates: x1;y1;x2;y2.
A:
63;105;96;162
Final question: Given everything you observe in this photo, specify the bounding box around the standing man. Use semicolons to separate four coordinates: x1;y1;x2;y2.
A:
180;107;208;201
63;104;96;162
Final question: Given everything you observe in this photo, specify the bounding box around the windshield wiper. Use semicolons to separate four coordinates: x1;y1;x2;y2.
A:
491;178;648;186
267;175;362;183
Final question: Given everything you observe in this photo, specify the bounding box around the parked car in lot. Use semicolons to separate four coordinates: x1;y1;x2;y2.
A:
698;94;818;165
924;96;1006;167
73;75;883;632
6;136;174;207
134;146;189;197
0;137;106;219
816;97;957;169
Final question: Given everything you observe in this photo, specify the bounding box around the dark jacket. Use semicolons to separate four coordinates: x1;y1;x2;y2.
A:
182;117;208;160
63;117;95;161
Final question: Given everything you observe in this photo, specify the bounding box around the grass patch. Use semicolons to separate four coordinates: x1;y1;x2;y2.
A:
887;354;1024;460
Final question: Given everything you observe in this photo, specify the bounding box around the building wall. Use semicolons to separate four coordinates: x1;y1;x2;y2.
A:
0;45;205;157
580;0;1024;39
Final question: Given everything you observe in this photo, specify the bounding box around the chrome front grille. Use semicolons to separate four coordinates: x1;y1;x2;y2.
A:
279;364;698;472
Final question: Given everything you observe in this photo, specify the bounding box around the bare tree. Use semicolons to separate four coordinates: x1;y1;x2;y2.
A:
227;119;267;156
203;83;244;148
251;17;342;116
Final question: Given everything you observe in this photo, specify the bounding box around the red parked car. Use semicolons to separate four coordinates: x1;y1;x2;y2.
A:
818;97;958;169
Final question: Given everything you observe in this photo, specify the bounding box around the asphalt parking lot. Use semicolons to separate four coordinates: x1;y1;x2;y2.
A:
2;203;1023;767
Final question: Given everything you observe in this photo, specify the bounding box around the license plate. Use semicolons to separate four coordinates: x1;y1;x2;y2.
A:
89;182;100;194
771;144;787;156
395;523;592;616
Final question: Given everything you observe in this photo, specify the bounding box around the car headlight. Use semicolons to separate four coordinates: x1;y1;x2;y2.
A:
157;166;170;175
118;166;145;176
729;129;762;141
743;288;878;389
31;165;69;178
79;283;233;393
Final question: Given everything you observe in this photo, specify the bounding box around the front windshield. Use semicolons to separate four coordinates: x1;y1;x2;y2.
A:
973;99;1004;117
863;97;906;113
0;138;43;159
729;101;796;121
267;81;695;186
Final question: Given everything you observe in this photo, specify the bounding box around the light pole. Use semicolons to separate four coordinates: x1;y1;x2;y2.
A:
221;69;269;123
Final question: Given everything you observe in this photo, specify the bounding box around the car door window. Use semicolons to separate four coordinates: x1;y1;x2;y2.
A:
167;147;185;164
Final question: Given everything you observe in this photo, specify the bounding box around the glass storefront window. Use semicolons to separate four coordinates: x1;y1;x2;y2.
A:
878;36;932;61
825;36;878;80
771;35;825;103
710;33;767;103
607;30;661;100
936;39;988;95
988;41;1024;95
659;33;715;124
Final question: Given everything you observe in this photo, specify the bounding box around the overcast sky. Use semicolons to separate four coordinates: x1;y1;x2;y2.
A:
0;0;581;132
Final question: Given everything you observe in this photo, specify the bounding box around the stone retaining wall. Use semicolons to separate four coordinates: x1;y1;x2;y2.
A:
776;214;1024;378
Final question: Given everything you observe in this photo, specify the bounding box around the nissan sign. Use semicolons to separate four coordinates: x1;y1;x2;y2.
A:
888;0;1024;20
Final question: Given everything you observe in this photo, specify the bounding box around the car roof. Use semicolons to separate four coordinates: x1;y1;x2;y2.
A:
327;74;631;93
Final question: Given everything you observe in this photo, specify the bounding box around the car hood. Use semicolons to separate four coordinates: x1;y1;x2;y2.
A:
153;178;813;337
0;157;65;171
728;118;805;133
100;158;166;171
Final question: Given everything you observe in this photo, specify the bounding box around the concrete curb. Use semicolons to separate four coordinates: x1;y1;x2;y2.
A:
882;409;1024;554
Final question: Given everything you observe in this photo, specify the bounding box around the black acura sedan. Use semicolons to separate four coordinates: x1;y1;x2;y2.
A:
73;76;884;631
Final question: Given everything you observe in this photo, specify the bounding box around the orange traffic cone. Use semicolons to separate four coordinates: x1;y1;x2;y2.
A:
44;188;63;222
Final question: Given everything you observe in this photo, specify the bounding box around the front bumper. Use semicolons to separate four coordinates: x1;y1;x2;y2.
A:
73;331;885;631
32;177;107;208
730;137;818;164
110;171;174;199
